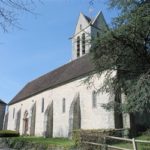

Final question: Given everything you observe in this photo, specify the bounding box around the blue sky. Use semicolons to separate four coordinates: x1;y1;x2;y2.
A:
0;0;118;103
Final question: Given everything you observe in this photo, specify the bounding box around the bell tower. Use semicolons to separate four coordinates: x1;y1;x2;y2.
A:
71;11;108;60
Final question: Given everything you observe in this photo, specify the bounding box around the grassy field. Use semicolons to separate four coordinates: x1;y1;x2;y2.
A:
112;135;150;150
13;136;75;148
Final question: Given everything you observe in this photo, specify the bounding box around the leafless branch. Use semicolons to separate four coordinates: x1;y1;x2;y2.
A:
0;0;40;32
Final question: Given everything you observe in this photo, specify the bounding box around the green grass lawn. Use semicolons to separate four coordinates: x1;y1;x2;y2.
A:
13;136;75;148
112;135;150;150
10;134;150;149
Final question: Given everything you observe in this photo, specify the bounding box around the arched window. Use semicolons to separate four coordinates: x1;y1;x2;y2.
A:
92;91;97;108
77;36;80;58
13;108;15;119
82;33;85;55
41;98;44;113
62;98;66;113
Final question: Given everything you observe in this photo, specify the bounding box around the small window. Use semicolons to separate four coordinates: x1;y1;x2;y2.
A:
13;108;15;119
62;98;66;113
92;91;97;108
80;24;82;30
97;32;100;38
41;98;44;113
77;36;80;57
82;33;85;55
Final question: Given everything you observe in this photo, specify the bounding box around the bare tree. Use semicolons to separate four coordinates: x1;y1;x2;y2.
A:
0;0;39;32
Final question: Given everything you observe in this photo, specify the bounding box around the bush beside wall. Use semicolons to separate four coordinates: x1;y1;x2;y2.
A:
0;130;19;137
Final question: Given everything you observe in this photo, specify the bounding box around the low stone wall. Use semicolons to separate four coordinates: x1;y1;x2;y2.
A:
0;138;76;150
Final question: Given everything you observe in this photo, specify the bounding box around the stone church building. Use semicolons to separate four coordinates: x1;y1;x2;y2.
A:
0;99;6;130
6;12;130;137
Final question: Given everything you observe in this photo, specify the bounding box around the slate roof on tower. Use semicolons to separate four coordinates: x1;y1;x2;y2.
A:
84;15;91;23
9;55;95;105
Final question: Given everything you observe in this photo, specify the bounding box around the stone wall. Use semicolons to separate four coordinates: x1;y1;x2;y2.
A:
15;109;21;132
3;112;8;130
30;103;36;136
7;74;115;137
0;104;6;130
72;13;91;60
44;101;53;138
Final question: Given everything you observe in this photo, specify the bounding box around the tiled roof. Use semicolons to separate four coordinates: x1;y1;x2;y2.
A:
9;54;95;105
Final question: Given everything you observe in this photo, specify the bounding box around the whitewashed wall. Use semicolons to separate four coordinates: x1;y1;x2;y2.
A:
72;13;91;60
7;73;115;137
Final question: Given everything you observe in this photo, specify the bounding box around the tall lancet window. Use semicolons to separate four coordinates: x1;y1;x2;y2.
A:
82;33;85;55
41;98;44;113
92;91;97;108
77;36;80;58
13;108;15;119
62;98;66;113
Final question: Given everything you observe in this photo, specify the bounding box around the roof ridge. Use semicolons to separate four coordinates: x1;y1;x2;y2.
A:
9;54;94;105
83;14;91;23
29;55;88;83
92;11;102;25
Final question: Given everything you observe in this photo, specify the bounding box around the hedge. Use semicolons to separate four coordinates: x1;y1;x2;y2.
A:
0;130;20;137
73;128;130;147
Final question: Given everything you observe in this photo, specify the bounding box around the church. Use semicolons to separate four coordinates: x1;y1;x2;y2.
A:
5;12;130;137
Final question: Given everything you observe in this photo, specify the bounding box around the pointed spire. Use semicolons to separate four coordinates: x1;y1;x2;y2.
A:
80;12;91;24
92;11;102;25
